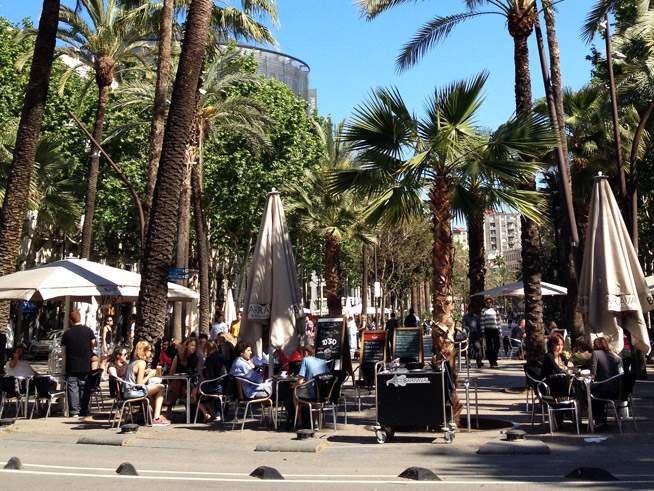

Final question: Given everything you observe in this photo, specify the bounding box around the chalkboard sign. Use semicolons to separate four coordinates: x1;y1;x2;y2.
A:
361;331;386;365
315;316;346;369
393;328;423;363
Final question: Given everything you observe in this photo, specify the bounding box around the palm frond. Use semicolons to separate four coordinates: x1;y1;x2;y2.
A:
397;12;484;72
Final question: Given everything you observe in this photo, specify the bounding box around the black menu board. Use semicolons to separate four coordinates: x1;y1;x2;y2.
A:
315;316;346;369
393;328;423;363
361;331;386;365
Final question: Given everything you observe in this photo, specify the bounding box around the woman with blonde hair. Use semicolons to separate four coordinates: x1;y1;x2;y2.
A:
124;340;170;426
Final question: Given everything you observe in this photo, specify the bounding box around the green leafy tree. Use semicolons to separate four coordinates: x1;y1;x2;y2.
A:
17;0;155;259
285;117;372;316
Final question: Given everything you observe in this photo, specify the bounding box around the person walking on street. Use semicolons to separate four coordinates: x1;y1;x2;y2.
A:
210;313;228;342
462;306;483;368
385;312;399;355
404;308;418;327
481;298;501;368
61;310;96;417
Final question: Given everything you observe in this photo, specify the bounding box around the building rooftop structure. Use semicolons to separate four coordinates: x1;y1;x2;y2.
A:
234;43;317;114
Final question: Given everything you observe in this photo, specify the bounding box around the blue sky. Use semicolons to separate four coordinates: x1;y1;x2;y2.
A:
1;0;600;130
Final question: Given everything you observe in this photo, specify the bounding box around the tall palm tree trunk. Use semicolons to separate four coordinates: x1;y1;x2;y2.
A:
428;176;462;419
191;164;211;335
172;164;191;340
143;0;174;232
539;1;584;340
361;242;369;323
0;0;59;339
80;82;111;259
467;210;485;315
325;231;342;316
136;0;214;343
428;176;454;325
509;7;545;363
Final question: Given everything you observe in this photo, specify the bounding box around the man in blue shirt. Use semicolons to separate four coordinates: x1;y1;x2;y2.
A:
296;344;330;400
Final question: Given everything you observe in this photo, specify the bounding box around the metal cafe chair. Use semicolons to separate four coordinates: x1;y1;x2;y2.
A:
108;376;152;429
231;377;274;431
535;374;580;435
590;372;638;433
194;374;228;424
30;375;66;419
0;375;27;419
294;373;338;431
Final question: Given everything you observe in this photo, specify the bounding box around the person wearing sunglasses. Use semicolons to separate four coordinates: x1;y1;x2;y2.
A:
107;346;129;379
124;340;169;426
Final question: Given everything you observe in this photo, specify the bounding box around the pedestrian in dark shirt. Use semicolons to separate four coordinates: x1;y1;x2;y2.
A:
404;308;418;327
385;312;399;354
60;310;96;417
462;306;483;368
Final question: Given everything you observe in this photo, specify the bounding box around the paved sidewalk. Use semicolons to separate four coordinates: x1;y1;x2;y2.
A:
2;357;651;449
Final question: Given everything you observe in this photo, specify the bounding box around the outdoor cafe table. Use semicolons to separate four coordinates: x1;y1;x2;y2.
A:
272;375;297;428
161;374;192;424
574;373;594;433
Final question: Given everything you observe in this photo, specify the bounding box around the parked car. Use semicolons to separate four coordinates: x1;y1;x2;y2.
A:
29;330;63;358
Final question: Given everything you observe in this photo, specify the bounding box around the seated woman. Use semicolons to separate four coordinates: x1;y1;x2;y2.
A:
570;337;592;368
229;341;272;399
4;346;38;378
590;337;623;429
165;337;204;419
541;332;569;380
199;341;229;422
107;345;129;379
158;338;173;374
124;341;170;426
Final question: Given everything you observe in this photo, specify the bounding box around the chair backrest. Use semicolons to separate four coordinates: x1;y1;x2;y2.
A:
315;374;337;403
330;370;349;404
619;372;636;400
359;363;376;387
287;361;302;376
88;368;103;390
234;378;246;401
33;375;55;399
108;376;119;399
0;375;20;397
547;373;574;399
523;362;543;381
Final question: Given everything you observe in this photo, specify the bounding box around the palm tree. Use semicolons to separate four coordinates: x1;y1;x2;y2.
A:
119;0;278;229
356;0;548;359
136;0;259;342
16;0;155;259
286;117;372;316
113;47;273;335
335;74;553;363
0;134;82;267
0;0;60;342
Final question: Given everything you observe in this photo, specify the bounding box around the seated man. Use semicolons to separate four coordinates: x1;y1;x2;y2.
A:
294;344;329;427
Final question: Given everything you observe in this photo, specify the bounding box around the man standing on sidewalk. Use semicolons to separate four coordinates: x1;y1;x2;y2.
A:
481;298;501;368
61;310;96;417
462;306;483;368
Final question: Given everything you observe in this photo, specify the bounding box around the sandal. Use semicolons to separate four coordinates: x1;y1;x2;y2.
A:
203;414;212;423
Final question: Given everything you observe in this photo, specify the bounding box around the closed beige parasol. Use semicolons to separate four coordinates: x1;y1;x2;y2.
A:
576;176;652;353
240;190;304;358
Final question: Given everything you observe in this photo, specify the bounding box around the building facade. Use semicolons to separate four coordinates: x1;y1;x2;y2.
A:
483;210;522;270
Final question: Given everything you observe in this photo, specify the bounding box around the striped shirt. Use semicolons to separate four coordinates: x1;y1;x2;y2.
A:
480;307;501;333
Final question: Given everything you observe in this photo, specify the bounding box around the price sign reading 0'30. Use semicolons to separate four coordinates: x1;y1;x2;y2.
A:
315;316;346;369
